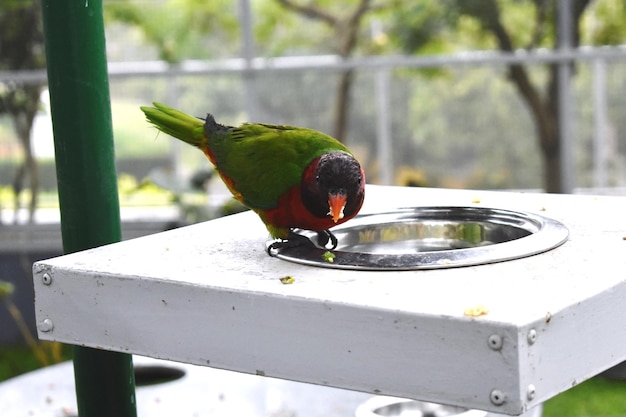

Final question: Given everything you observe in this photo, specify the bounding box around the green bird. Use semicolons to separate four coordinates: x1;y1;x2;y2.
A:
140;103;365;249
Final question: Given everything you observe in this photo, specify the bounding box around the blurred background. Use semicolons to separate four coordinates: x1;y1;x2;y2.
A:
1;0;625;415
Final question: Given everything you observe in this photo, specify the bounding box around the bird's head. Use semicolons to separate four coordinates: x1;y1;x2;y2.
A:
301;151;365;226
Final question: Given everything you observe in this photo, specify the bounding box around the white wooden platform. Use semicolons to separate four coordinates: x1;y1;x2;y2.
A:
33;186;626;415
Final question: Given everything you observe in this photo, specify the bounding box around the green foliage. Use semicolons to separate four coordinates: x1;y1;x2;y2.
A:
391;1;454;54
543;376;626;417
0;346;45;382
391;0;626;55
582;0;626;44
103;0;239;61
255;0;333;56
0;344;72;383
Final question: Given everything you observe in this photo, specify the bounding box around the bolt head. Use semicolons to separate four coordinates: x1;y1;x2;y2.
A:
42;273;52;285
490;389;506;406
488;334;503;350
39;318;54;332
527;329;537;344
527;384;536;401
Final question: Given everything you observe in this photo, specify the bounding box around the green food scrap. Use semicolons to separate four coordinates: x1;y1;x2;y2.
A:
279;276;295;285
322;251;336;263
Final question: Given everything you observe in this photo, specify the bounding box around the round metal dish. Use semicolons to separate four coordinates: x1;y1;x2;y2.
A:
354;396;486;417
267;206;569;270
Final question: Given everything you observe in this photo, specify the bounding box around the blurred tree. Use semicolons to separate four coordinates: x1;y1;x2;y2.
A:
391;0;626;193
105;0;393;144
275;0;392;142
103;0;626;191
0;0;45;224
581;0;626;45
103;0;239;62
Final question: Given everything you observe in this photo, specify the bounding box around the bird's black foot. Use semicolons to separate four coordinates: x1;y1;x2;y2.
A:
266;229;338;256
315;229;338;250
266;230;316;256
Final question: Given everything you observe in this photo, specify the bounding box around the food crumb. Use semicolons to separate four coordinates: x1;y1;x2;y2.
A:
464;305;489;317
322;251;336;263
279;276;295;285
471;197;481;204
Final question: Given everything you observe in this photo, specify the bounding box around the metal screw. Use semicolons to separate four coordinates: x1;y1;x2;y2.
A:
488;334;503;350
42;273;52;285
39;318;54;332
527;329;537;345
527;384;536;401
490;389;506;406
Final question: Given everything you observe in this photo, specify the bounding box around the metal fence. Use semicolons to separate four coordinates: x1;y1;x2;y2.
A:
79;46;626;192
2;45;626;193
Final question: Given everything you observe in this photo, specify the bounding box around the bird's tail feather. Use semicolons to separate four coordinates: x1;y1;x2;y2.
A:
140;102;205;147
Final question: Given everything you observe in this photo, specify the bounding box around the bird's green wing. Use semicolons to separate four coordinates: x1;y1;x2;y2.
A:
210;122;351;210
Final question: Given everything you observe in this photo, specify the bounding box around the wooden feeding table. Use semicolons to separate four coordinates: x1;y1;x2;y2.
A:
33;186;626;415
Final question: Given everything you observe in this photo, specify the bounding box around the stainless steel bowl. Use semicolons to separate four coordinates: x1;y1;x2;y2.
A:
354;396;487;417
354;396;543;417
268;206;569;270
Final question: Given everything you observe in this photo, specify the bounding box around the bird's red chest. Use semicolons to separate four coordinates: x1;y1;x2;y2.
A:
262;186;340;232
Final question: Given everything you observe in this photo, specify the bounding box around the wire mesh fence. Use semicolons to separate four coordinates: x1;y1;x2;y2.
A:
2;47;626;195
102;50;626;192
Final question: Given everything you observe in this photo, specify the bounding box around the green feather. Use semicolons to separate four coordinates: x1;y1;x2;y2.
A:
212;122;351;210
141;102;352;211
140;102;206;148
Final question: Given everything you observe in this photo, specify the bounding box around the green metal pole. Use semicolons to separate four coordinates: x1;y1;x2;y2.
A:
40;1;137;416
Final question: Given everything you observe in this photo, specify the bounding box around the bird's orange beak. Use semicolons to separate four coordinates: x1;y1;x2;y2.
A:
327;193;347;223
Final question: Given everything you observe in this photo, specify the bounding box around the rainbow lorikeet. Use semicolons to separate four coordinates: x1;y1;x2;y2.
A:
140;103;365;251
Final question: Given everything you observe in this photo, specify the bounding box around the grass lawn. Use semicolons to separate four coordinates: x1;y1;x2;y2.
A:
542;376;626;417
0;346;44;382
0;344;73;383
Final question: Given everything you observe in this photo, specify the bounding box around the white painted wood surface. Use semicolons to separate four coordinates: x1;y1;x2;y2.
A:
33;186;626;415
0;355;374;417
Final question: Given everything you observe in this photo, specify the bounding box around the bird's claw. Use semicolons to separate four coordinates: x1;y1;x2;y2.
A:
266;229;338;256
315;229;338;250
266;230;315;256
